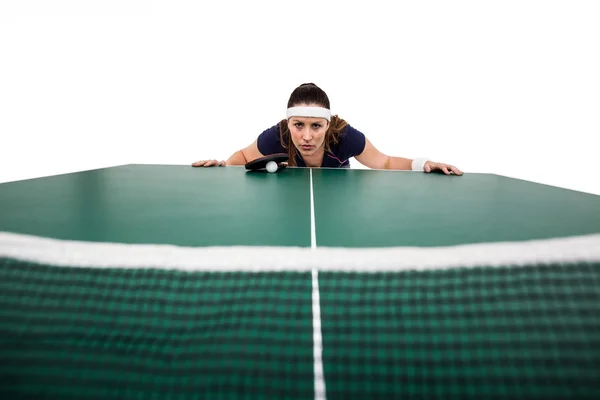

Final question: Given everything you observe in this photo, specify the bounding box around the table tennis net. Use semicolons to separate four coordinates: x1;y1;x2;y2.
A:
1;231;600;400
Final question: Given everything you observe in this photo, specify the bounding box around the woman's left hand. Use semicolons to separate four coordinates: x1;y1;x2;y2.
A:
424;161;463;176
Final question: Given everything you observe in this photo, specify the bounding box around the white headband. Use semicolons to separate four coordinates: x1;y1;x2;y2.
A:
286;106;331;121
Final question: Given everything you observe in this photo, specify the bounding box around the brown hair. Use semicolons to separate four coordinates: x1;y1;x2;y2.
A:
278;83;348;166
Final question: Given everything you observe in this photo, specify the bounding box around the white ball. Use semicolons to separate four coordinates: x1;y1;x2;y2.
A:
266;161;278;173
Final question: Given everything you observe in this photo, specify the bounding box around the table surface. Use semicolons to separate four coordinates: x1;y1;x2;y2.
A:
1;164;600;247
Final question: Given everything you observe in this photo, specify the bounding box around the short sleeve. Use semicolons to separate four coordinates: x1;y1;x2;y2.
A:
257;124;285;156
336;125;366;160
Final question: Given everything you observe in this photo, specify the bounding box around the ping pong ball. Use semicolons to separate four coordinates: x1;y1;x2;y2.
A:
266;161;278;173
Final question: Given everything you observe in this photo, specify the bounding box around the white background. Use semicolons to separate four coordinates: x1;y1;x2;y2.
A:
1;1;599;195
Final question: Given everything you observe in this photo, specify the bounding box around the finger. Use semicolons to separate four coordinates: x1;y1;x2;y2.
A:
450;165;463;175
218;161;226;166
191;160;206;167
424;163;432;173
205;160;218;167
441;165;450;175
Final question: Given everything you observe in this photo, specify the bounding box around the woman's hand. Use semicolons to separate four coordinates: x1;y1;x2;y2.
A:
424;161;463;175
191;160;226;167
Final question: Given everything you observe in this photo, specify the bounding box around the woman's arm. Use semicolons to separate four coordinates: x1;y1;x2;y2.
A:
355;138;463;175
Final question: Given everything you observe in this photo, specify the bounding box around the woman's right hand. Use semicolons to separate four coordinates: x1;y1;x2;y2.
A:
191;160;226;167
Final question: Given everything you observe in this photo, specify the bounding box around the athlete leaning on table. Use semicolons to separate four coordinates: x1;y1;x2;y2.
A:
191;83;463;175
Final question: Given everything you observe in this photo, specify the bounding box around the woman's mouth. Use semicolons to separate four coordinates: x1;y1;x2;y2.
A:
300;145;313;151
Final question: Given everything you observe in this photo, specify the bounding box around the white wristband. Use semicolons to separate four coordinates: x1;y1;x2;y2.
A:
411;158;429;171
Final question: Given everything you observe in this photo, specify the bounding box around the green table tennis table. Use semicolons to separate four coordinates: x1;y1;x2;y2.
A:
1;164;600;399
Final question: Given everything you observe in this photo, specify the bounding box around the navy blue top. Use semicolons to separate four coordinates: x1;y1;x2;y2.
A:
256;123;366;168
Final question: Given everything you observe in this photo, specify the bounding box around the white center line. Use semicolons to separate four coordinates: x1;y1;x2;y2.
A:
310;168;326;400
312;268;326;400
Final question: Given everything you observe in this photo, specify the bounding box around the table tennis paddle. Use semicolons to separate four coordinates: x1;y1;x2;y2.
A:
245;153;289;172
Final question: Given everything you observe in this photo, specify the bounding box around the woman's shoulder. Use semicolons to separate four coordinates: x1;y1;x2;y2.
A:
323;120;366;166
257;122;285;155
331;116;364;139
340;123;364;138
335;122;366;153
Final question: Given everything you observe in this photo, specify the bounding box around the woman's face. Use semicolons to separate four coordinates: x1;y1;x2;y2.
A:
287;105;329;157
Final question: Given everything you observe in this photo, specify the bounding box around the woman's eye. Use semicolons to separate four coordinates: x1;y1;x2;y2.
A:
295;123;303;128
312;124;321;129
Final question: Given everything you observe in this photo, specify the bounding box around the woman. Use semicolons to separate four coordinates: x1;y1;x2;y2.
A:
192;83;463;175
